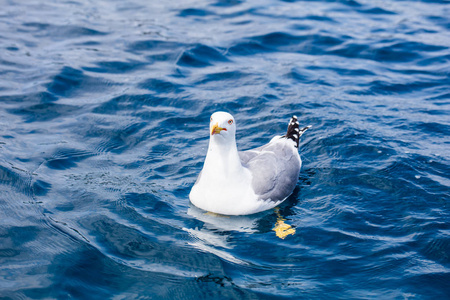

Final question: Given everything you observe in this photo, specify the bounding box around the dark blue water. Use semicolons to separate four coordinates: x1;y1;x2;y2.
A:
1;0;449;298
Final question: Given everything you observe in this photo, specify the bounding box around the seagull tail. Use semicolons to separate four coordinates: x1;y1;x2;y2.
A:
284;116;311;148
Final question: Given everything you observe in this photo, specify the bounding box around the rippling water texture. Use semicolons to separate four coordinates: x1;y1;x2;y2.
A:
1;0;449;298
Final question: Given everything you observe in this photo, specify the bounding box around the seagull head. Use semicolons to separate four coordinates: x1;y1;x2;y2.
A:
209;111;236;143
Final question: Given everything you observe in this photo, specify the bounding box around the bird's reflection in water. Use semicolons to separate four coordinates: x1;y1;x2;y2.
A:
185;188;301;264
185;205;258;265
186;204;298;263
186;205;260;235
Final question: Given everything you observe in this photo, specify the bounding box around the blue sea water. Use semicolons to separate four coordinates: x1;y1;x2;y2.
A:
1;0;449;298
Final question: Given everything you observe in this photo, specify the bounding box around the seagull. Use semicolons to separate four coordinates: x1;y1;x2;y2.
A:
189;112;311;216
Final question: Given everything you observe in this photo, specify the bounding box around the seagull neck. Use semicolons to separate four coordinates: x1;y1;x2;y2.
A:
205;138;243;174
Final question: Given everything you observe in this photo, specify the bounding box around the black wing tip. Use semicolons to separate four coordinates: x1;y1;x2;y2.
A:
284;116;311;148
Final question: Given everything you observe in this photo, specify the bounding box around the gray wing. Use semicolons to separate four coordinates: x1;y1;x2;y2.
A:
239;138;301;202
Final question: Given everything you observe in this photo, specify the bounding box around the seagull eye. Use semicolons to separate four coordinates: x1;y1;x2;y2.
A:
210;117;213;122
228;119;233;125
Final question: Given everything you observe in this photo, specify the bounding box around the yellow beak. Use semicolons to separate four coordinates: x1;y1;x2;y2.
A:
211;122;227;135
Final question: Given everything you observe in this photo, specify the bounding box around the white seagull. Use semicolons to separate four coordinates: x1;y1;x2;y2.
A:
189;112;311;215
